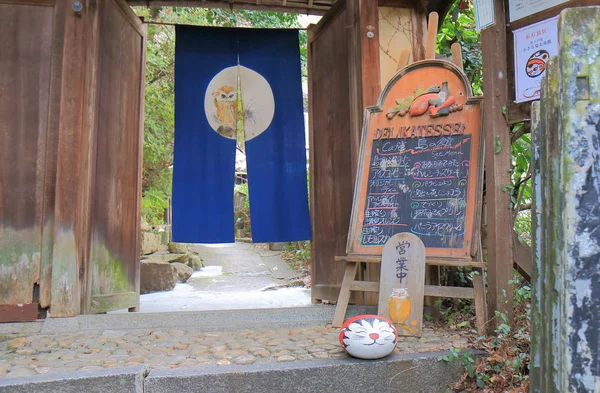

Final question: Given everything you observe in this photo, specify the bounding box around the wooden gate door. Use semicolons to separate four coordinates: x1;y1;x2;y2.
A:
85;0;146;314
0;1;56;321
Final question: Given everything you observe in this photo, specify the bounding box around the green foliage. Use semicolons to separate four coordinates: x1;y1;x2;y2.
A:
436;1;483;95
438;2;533;243
133;6;304;224
494;135;503;154
282;241;312;274
440;280;532;392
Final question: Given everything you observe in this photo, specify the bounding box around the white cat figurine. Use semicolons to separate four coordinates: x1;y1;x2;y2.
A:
339;314;398;359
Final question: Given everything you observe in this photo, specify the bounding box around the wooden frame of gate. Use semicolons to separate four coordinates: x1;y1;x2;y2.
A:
0;0;457;321
0;0;145;320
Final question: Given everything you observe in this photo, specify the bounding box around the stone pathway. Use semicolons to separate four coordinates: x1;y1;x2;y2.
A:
0;324;472;379
125;243;312;313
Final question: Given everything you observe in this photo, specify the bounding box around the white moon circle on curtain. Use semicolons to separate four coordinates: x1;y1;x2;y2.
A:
204;65;275;141
239;66;275;141
205;66;239;140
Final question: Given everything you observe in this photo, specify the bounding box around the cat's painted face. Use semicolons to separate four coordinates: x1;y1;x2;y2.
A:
339;315;398;359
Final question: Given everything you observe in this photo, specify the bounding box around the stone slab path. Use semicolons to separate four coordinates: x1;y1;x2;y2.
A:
121;243;312;313
0;324;472;379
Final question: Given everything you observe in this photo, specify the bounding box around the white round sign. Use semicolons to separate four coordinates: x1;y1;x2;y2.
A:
204;65;275;141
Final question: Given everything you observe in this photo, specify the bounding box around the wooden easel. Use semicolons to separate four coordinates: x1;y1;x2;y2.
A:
331;12;488;335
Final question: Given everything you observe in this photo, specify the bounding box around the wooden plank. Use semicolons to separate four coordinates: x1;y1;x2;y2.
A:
349;281;379;292
86;0;144;313
396;49;410;71
307;0;346;43
335;255;381;263
423;285;475;299
513;229;532;281
473;270;487;335
358;0;381;109
126;0;331;15
308;2;356;303
80;0;102;315
410;8;426;61
378;233;426;336
89;292;137;314
0;304;39;322
378;0;418;7
111;0;144;35
481;0;514;329
130;23;147;312
336;255;486;267
40;0;67;310
424;11;438;59
51;0;101;317
0;0;54;5
427;259;486;268
307;25;318;303
0;3;54;306
332;261;359;327
451;42;463;70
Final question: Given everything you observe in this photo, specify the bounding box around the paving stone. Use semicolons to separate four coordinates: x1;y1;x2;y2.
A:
6;338;27;350
233;355;257;365
6;367;37;378
0;321;473;380
277;355;296;362
253;349;270;358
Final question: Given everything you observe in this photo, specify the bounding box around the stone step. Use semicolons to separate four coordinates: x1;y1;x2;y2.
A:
0;351;465;393
39;305;378;334
145;351;462;393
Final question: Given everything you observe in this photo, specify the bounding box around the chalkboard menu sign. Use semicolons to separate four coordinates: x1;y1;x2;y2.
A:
347;60;483;259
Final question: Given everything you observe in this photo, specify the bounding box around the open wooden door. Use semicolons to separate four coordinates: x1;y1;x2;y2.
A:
85;0;146;314
0;1;56;322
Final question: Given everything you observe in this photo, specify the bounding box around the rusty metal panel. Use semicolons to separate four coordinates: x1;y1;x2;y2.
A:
0;303;39;322
0;3;54;307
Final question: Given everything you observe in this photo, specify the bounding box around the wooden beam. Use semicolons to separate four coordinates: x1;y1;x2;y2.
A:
451;42;463;70
349;281;379;292
513;229;532;281
50;0;101;317
396;48;410;71
424;11;438;59
410;8;426;61
130;23;147;313
0;0;54;6
424;285;475;299
126;0;331;15
481;0;514;330
357;0;381;110
40;0;68;310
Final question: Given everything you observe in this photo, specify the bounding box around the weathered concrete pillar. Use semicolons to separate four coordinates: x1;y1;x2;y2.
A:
531;6;600;393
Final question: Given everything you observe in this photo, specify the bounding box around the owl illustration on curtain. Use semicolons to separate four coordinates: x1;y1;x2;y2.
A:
213;85;239;139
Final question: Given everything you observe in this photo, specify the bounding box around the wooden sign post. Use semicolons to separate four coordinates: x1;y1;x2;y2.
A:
347;60;483;258
331;13;487;333
332;57;487;333
379;233;426;336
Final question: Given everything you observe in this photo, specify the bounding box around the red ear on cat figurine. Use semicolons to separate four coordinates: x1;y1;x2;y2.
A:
339;314;398;359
